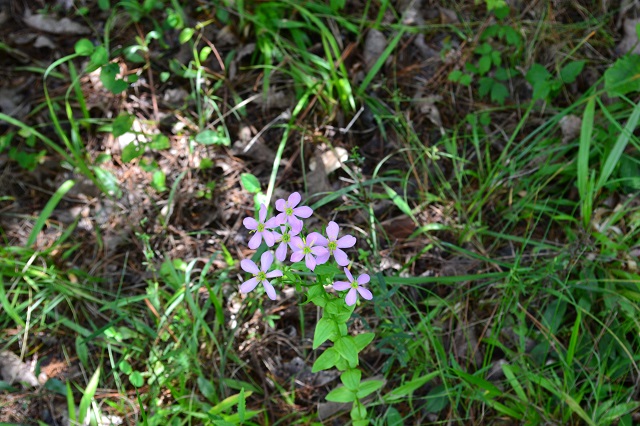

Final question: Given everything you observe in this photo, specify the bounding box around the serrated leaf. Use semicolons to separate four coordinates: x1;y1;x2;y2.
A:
448;70;462;82
313;317;338;349
240;173;261;194
490;82;509;105
604;55;640;97
312;347;340;372
340;369;362;391
560;60;585;84
356;379;384;398
325;385;356;403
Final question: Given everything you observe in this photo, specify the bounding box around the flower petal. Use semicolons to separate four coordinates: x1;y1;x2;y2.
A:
240;277;259;293
260;251;274;271
345;288;357;306
326;221;339;240
343;267;354;283
275;198;286;212
315;251;330;265
307;232;324;246
248;232;262;250
266;269;283;278
243;217;258;230
312;233;328;247
333;280;350;291
336;235;356;248
333;249;350;266
275;242;287;262
289;216;303;233
357;286;373;300
311;246;329;257
262;280;277;300
258;203;267;222
290;236;304;251
305;253;317;271
291;251;304;263
262;230;275;247
276;213;287;225
288;192;301;208
241;259;260;274
289;226;301;236
264;217;280;229
357;274;370;285
293;206;313;218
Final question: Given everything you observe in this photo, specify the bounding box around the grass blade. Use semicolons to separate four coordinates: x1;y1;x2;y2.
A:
27;180;76;248
578;97;595;227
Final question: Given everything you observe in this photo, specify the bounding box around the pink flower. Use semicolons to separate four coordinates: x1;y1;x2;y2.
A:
315;221;356;266
272;225;300;262
275;192;313;233
290;232;329;271
243;204;279;249
333;268;373;306
240;251;283;300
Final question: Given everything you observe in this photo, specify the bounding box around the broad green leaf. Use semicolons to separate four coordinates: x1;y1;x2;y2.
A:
112;114;134;138
356;379;384;398
604;54;640;97
87;46;109;72
312;348;340;372
340;369;362;391
325;385;356;403
121;142;144;163
118;360;133;375
198;376;217;403
93;166;122;197
560;60;585;83
129;371;144;387
240;173;261;194
313;317;338;349
76;336;89;367
149;134;171;150
100;63;128;94
238;388;246;423
195;129;230;146
353;332;375;352
180;28;195;44
151;170;167;192
490;82;509;105
74;39;94;56
78;368;100;424
334;336;358;367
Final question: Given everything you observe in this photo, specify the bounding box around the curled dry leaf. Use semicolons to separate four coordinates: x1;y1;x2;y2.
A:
616;18;640;56
559;114;582;143
363;30;387;72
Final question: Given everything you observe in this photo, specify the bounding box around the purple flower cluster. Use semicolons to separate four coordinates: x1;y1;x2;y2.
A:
239;192;372;306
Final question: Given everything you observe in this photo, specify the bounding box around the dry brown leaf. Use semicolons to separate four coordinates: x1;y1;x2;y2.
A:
23;10;90;35
0;350;41;387
616;18;640;56
363;30;387;72
308;147;348;173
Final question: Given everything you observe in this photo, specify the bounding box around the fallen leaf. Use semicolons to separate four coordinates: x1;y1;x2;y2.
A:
363;30;387;71
309;147;348;173
559;114;582;143
0;350;41;387
616;18;640;56
23;10;90;35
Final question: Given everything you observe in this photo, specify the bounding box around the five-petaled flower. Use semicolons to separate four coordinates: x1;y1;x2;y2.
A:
333;268;373;306
316;221;356;266
275;192;313;233
243;203;279;249
272;225;300;262
290;232;329;271
240;251;283;300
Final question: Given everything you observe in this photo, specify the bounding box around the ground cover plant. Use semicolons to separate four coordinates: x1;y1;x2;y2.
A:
0;0;639;425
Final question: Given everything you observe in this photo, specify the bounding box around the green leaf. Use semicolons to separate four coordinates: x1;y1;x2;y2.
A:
385;371;439;401
179;28;195;44
334;336;358;367
478;55;492;75
356;379;384;398
448;70;462;82
198;376;217;403
604;55;640;97
240;173;262;194
27;180;75;247
78;368;100;424
87;46;109;72
312;347;340;372
340;369;362;391
112;114;134;138
560;60;585;83
119;360;133;375
98;0;110;10
490;82;509;105
129;371;144;387
460;73;473;86
100;63;128;94
93;166;122;197
76;336;89;367
478;77;494;98
149;134;170;150
122;142;144;163
74;39;94;56
353;332;375;352
195;129;230;146
313;317;338;349
151;170;167;192
325;385;356;403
